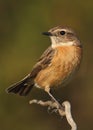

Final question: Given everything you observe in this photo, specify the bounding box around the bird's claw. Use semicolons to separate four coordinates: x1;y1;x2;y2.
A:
47;106;59;114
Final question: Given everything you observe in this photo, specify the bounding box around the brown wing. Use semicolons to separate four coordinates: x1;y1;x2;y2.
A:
6;46;55;96
30;46;55;78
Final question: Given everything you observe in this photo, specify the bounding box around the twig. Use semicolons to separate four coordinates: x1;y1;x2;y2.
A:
62;101;77;130
29;99;77;130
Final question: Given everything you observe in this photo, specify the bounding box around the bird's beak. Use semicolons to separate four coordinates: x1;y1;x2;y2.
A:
42;32;52;36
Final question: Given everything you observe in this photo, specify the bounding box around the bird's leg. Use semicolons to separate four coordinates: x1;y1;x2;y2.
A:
45;86;65;111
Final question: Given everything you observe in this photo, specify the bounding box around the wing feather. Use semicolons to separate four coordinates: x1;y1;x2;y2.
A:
6;46;55;96
30;46;55;78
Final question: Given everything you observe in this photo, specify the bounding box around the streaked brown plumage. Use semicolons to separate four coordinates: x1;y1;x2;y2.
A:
6;26;82;107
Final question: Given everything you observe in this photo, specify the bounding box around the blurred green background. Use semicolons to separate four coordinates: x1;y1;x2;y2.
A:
0;0;93;130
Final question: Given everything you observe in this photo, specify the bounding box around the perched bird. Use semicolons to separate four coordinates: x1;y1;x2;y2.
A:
6;26;82;108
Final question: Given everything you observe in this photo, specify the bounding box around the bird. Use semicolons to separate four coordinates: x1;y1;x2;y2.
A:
6;26;82;108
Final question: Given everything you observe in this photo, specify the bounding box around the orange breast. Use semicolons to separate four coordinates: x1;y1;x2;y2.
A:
35;46;82;89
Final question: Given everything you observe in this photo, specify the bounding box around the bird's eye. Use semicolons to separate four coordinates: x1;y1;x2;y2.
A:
60;31;65;35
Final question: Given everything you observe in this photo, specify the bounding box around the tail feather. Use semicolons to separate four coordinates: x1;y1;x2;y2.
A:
6;74;34;96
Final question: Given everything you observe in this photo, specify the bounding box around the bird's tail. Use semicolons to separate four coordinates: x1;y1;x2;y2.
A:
6;74;34;96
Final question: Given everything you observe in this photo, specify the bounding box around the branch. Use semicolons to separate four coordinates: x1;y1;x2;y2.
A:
29;99;77;130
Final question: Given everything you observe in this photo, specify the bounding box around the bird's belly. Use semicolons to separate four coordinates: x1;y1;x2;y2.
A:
34;61;78;89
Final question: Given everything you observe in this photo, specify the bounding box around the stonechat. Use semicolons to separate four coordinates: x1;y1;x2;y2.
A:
6;26;82;108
